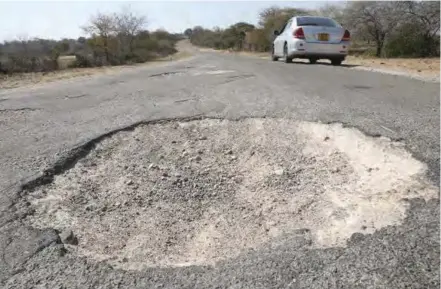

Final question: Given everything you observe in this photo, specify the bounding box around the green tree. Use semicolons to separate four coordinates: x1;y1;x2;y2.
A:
184;28;193;38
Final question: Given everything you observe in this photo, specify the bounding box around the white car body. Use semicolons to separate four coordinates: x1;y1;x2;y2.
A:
272;16;351;65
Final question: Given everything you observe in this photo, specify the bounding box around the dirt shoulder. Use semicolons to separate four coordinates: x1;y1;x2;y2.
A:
0;50;193;90
210;49;440;82
1;67;120;90
345;56;440;81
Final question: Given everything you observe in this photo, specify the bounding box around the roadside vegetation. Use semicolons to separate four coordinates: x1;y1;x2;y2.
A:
0;1;438;85
0;7;183;76
186;1;440;59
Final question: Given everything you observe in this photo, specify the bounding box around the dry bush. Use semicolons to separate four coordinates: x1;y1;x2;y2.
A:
1;7;181;75
58;55;77;70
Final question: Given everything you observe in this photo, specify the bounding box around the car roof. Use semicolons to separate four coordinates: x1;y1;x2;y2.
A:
291;15;334;20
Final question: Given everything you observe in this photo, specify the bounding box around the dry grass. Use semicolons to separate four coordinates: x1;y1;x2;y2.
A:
345;56;440;77
1;69;96;89
1;67;122;89
0;52;193;90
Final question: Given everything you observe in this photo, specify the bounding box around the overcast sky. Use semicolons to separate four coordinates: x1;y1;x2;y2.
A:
0;1;339;41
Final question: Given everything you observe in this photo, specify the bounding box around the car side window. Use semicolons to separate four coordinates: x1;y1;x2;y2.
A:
284;20;292;33
279;23;287;35
278;19;293;35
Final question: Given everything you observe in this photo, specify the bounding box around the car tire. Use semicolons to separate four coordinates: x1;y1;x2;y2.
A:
309;58;317;64
331;59;343;66
283;44;292;63
271;46;279;61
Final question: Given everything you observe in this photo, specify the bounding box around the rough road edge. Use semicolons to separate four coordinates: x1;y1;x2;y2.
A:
349;66;440;83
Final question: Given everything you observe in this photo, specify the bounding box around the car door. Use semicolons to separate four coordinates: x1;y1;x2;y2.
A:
275;20;292;55
274;22;287;56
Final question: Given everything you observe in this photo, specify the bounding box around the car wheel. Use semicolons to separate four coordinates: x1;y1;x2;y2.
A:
271;46;279;61
331;59;343;66
284;43;292;63
309;58;317;64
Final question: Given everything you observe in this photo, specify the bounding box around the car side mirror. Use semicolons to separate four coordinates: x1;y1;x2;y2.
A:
273;30;279;36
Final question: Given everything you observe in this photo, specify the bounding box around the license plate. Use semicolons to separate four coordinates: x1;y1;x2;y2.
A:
317;33;329;41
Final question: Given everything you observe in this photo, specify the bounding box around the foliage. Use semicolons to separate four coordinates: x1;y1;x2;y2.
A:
343;1;405;57
0;7;180;74
184;28;193;38
390;1;440;57
338;1;439;57
188;7;310;52
1;1;439;75
315;3;346;25
384;23;440;57
245;29;270;52
187;1;439;58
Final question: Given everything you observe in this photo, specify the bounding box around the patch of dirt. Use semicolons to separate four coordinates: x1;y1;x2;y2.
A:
23;118;438;270
0;63;171;90
346;56;439;74
345;56;440;81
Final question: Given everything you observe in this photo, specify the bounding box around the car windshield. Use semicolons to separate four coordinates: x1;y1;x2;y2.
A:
297;17;339;27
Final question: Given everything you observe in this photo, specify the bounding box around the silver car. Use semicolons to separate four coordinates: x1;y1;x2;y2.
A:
271;16;351;65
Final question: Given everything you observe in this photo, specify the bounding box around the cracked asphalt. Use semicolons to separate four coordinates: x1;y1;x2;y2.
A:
0;44;439;288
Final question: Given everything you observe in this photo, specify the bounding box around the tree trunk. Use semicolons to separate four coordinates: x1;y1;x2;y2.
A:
103;36;110;64
129;37;134;54
425;34;438;57
375;44;382;57
104;48;110;64
375;34;386;57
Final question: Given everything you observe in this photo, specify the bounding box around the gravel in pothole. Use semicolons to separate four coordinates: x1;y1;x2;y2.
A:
24;118;438;270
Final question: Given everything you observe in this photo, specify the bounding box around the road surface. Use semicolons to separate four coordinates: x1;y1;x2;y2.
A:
0;44;439;288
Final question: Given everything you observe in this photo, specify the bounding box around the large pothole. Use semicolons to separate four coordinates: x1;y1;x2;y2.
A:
24;118;438;270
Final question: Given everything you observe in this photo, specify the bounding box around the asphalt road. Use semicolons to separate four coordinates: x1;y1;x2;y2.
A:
0;46;439;288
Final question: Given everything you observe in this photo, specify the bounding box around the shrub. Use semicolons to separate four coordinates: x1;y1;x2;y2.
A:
132;48;154;63
384;23;440;58
0;13;180;75
71;53;95;68
157;39;177;56
0;55;58;74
